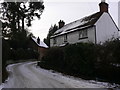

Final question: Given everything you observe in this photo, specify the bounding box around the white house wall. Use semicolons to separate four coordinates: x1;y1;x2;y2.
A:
67;30;90;44
86;26;96;43
50;39;54;46
57;35;64;46
68;31;79;44
95;12;119;44
50;35;63;47
71;27;96;44
50;26;96;47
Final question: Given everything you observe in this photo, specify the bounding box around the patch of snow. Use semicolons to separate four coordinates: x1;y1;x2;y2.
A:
54;17;88;35
0;83;4;90
52;25;91;38
35;64;118;88
32;37;48;48
53;13;97;37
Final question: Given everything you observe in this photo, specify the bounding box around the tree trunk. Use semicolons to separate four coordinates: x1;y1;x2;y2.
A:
13;13;16;32
12;12;17;40
22;17;24;31
17;15;20;30
22;16;27;38
17;2;20;30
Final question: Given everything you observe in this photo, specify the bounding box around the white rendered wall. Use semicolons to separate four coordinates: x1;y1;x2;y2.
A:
85;26;96;43
50;35;64;47
68;27;96;44
50;38;54;47
50;26;96;47
95;12;119;44
56;35;64;46
67;31;79;44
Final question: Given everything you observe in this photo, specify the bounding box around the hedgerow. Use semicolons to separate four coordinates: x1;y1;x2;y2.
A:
39;39;120;84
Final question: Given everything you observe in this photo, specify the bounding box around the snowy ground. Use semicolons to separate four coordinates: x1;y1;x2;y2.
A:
0;61;119;89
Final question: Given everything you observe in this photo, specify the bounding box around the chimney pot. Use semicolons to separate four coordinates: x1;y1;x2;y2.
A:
101;0;105;2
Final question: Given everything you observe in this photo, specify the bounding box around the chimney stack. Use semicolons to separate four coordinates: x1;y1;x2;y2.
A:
99;0;109;13
37;37;40;44
58;20;65;29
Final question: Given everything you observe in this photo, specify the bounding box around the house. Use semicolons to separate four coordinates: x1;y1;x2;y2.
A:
31;37;48;60
50;0;119;47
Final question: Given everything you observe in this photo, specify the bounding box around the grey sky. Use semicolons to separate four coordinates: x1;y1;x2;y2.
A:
29;0;119;41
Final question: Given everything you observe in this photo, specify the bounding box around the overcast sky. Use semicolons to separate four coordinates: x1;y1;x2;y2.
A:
28;0;119;41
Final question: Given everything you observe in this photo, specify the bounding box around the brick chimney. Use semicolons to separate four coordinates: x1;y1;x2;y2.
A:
99;0;109;13
37;37;40;44
58;20;65;29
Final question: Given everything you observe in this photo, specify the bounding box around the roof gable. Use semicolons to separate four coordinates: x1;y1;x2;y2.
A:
95;12;119;31
53;12;103;36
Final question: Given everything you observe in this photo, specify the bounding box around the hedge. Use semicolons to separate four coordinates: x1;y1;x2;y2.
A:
39;39;120;84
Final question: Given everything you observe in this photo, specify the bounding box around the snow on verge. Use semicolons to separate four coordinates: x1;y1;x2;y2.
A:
34;62;119;88
0;61;120;89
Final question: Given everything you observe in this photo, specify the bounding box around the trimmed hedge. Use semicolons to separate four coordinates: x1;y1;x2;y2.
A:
39;39;120;84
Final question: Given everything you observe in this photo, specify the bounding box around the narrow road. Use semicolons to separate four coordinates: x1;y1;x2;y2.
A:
2;61;115;88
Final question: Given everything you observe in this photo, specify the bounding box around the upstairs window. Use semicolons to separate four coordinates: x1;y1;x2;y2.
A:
79;29;88;39
64;34;67;42
53;38;57;44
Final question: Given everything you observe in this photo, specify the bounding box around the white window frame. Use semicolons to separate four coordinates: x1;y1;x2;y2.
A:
79;29;88;39
64;34;67;42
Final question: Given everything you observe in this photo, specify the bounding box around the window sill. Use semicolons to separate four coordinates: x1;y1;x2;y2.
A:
64;40;68;43
79;37;88;40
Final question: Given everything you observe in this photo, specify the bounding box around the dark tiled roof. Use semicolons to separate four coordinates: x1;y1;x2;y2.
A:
53;12;103;36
